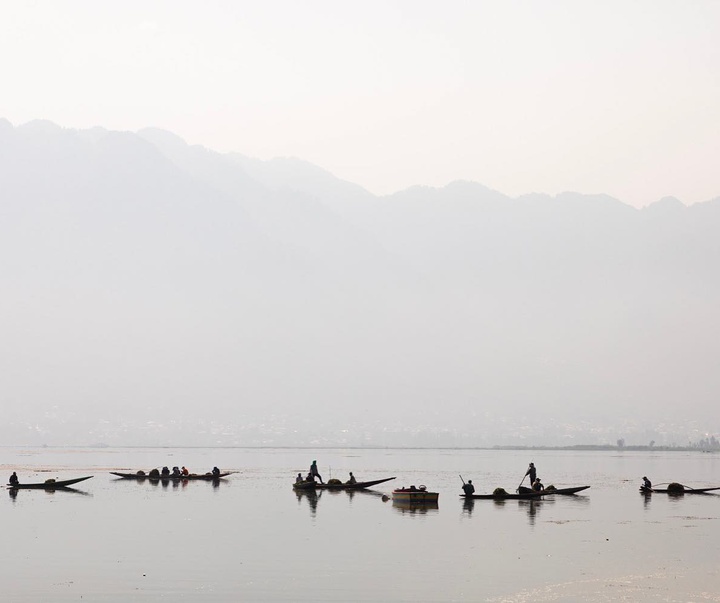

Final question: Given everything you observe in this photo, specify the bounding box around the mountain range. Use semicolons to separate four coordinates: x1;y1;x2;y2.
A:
1;119;718;447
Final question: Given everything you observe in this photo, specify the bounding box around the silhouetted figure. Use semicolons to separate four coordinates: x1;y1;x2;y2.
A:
305;471;315;483
181;466;189;476
642;476;652;490
347;472;357;485
462;479;475;496
9;472;19;487
161;466;170;477
310;460;323;484
296;473;304;484
172;466;182;477
212;466;221;478
525;462;536;484
532;478;544;492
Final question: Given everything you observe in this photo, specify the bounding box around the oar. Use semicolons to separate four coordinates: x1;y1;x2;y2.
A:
517;473;526;492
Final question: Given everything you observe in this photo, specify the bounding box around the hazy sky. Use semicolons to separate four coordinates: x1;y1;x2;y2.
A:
2;0;718;207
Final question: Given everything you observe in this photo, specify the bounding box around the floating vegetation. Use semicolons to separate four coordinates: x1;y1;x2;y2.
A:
327;478;342;486
493;487;508;497
545;484;557;492
667;482;685;493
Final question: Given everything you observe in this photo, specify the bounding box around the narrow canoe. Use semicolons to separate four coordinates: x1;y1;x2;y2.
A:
316;477;396;491
640;486;720;494
8;476;93;490
462;485;590;500
392;489;439;503
110;472;232;480
292;481;317;490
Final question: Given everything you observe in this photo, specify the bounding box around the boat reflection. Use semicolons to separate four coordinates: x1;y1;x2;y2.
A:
462;497;475;516
295;488;321;516
8;486;92;498
392;500;439;515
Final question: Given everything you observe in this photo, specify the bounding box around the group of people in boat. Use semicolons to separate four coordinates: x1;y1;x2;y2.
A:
147;466;222;478
462;462;546;495
295;461;357;485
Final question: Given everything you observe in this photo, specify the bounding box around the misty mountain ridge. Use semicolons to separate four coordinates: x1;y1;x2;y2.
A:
1;119;719;447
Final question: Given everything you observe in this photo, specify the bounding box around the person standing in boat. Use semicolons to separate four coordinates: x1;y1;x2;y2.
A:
462;479;475;496
525;462;536;485
642;476;652;490
9;472;19;487
310;460;323;484
532;478;544;492
346;472;357;485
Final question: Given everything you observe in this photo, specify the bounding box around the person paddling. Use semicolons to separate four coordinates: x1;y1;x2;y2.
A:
462;479;475;496
525;462;537;484
9;472;19;487
642;476;652;490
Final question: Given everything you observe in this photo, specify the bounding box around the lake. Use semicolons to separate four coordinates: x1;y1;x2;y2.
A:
2;447;719;602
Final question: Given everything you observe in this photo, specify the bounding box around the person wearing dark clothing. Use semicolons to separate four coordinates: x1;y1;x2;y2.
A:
310;460;323;484
642;476;652;490
212;467;221;478
296;473;304;484
161;466;170;477
172;466;181;477
462;479;475;496
525;463;536;484
347;472;357;485
532;478;544;492
9;472;19;487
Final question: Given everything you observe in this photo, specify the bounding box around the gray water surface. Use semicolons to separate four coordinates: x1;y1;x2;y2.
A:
2;447;719;602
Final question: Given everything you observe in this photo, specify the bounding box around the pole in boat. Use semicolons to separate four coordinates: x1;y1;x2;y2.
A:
460;474;466;485
518;460;533;492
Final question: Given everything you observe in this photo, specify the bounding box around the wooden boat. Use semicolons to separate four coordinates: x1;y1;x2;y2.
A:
316;477;396;491
292;480;317;490
110;471;233;480
392;486;439;503
640;485;720;494
8;476;93;490
462;485;590;500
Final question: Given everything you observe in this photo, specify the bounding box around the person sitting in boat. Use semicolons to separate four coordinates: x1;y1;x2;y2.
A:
212;466;221;478
462;479;475;496
525;462;537;484
296;473;304;484
181;466;189;476
642;476;652;490
532;478;544;492
9;471;19;487
172;466;182;477
310;460;323;484
305;471;315;483
346;472;357;485
161;466;170;477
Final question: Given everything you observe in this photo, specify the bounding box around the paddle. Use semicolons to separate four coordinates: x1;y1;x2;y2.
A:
460;474;466;485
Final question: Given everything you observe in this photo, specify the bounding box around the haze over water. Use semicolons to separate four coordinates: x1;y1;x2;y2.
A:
3;447;719;602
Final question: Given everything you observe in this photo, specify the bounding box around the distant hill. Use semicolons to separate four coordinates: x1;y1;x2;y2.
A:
1;119;719;447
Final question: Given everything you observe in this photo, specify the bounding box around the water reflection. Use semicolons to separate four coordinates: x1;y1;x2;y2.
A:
7;486;92;499
462;497;475;516
392;500;439;515
519;499;542;525
295;489;320;516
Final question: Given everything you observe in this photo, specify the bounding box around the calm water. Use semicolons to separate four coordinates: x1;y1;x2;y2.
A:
2;447;720;602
